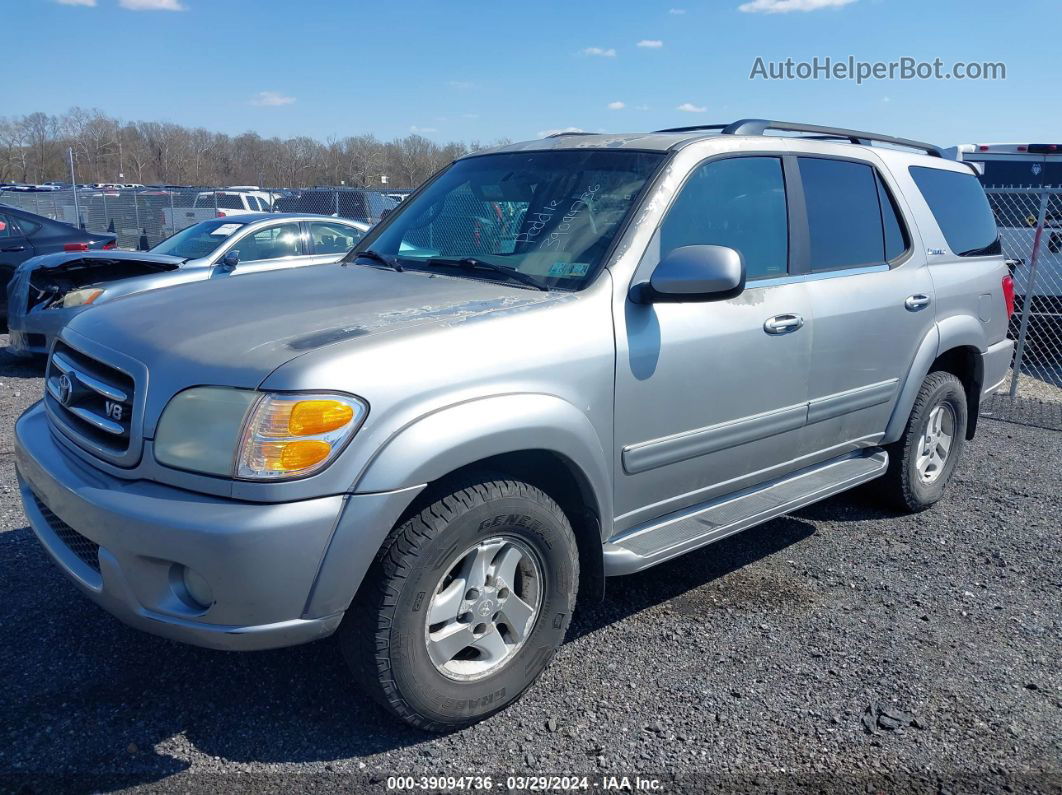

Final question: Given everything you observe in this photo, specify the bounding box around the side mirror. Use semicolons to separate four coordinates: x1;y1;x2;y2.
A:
219;250;240;269
629;245;746;304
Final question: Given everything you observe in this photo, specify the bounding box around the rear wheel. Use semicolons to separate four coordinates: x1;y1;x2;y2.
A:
339;477;579;732
882;371;968;512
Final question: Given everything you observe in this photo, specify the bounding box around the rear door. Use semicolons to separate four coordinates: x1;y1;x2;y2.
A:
795;155;934;462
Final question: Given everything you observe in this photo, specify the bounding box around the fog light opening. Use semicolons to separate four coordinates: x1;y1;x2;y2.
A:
171;564;214;611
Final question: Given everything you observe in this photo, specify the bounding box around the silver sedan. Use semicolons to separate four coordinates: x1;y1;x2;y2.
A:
6;213;369;356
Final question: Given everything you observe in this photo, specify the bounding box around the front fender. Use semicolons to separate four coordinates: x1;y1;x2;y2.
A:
354;393;613;531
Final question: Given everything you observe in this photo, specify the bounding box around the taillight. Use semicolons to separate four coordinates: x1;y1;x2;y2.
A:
102;239;116;250
1002;274;1016;319
63;242;89;252
216;211;226;218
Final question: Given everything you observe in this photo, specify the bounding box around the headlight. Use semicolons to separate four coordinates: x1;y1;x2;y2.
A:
154;387;368;480
61;287;105;308
236;393;367;480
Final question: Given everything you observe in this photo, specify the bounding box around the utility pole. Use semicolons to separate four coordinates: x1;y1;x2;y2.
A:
69;147;82;228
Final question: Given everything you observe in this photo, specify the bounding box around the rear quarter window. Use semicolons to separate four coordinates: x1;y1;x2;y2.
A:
909;167;1002;257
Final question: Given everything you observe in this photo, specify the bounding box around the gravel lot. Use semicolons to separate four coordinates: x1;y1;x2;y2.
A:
1;335;1059;794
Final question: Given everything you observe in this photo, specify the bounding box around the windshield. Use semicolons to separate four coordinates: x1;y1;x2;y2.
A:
150;219;248;260
364;149;664;289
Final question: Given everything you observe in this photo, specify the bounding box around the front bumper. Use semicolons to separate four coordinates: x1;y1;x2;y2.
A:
14;402;420;651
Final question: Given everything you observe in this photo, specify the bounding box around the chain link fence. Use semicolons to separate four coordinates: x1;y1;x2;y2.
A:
0;187;404;250
980;186;1062;430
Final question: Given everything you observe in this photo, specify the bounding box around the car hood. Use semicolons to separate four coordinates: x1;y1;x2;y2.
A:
63;263;555;393
20;250;186;272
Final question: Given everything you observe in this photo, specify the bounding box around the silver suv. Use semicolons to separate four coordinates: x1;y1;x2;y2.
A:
14;120;1015;731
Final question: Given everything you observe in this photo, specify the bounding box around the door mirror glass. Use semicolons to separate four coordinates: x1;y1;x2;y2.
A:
220;249;240;269
630;245;745;303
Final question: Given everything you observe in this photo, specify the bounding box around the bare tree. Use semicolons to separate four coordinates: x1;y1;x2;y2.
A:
0;106;506;189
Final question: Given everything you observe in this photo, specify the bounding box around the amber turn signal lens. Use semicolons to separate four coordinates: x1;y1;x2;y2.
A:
288;400;355;436
252;439;332;472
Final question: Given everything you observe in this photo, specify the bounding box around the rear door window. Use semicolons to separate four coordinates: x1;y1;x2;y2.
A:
909;166;1002;257
660;156;789;280
798;157;885;272
310;221;364;254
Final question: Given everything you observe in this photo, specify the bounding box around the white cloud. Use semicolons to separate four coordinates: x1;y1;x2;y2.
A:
676;102;707;113
410;125;438;134
637;40;664;48
668;7;686;13
607;101;626;110
738;0;855;13
581;47;616;58
462;113;480;119
56;0;97;6
119;0;186;9
447;80;478;90
537;127;585;138
250;91;295;107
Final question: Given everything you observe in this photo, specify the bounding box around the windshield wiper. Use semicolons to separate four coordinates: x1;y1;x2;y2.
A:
426;257;549;291
348;249;404;272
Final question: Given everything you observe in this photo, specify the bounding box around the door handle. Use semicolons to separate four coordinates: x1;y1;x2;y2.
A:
904;294;931;311
763;313;804;334
1;245;26;252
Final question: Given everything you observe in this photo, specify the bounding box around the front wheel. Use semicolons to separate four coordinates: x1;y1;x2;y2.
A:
882;371;968;512
339;477;579;731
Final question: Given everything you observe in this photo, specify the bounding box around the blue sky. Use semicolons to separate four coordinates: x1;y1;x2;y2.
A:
8;0;1061;146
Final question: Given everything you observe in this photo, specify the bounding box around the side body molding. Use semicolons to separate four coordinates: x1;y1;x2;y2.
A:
354;393;614;537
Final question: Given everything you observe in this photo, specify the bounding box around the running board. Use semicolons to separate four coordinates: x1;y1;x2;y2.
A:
603;450;888;576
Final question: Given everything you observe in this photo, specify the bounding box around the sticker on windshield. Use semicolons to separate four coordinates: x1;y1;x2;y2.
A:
211;223;242;236
549;261;590;277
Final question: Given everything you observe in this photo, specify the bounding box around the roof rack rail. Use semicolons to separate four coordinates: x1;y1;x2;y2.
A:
655;118;943;158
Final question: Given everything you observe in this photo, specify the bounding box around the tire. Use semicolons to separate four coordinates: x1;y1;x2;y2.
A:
339;477;579;732
882;371;968;512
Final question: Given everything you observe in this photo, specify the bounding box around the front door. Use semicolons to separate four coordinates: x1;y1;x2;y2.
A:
612;155;813;533
214;221;310;277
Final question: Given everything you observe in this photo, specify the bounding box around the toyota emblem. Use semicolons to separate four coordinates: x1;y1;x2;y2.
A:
57;374;73;406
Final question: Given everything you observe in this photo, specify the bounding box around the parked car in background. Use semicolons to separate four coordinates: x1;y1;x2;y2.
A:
13;120;1013;731
1;204;116;327
274;188;397;224
6;213;367;356
161;188;278;232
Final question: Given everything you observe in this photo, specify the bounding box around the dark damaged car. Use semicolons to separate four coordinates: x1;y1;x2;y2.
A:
6;213;369;356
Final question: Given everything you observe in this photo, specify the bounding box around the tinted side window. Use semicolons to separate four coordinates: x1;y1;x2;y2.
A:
910;166;1002;257
799;157;884;271
217;194;244;210
660;156;788;279
876;174;909;261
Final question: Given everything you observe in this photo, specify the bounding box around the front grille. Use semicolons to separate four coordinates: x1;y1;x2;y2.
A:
31;492;101;572
46;341;136;456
